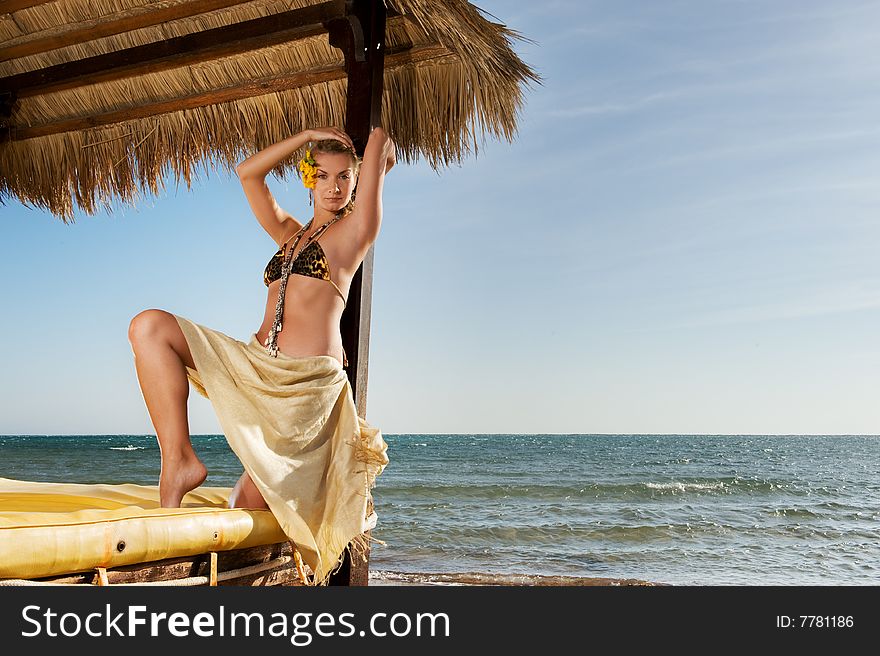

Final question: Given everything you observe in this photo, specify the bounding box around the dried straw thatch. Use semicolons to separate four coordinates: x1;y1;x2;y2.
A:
0;0;540;222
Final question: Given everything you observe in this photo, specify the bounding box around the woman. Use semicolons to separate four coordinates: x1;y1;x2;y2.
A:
127;125;395;585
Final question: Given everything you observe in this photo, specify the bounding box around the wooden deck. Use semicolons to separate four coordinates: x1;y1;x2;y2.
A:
2;542;308;586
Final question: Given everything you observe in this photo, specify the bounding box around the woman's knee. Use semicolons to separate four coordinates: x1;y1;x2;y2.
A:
128;309;173;347
128;310;196;373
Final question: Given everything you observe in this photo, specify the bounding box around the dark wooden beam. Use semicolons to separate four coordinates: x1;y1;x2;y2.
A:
326;0;386;588
327;0;387;155
0;0;50;13
1;0;252;61
0;90;14;135
2;43;451;141
0;0;350;98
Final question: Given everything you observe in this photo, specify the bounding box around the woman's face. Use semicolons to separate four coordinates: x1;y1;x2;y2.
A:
312;151;357;213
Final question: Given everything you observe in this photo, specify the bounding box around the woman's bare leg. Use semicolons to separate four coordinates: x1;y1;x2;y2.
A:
228;470;269;509
128;309;207;507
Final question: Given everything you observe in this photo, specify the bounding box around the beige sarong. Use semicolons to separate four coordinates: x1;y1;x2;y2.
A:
172;313;388;586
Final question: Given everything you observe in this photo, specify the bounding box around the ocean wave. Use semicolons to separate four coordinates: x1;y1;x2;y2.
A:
379;521;731;545
768;507;820;518
378;477;783;500
109;446;147;451
646;481;725;492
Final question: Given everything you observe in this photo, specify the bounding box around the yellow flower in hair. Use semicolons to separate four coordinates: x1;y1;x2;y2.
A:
298;149;318;189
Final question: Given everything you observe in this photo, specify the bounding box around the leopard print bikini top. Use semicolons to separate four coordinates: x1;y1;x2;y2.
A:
263;234;347;306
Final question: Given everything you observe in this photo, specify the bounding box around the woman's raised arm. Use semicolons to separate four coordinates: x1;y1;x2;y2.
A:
351;126;396;246
235;131;314;245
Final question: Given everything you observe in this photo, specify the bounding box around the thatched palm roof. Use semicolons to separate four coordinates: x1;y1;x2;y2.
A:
0;0;540;222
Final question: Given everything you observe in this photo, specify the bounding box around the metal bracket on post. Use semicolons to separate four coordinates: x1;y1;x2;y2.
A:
327;14;367;63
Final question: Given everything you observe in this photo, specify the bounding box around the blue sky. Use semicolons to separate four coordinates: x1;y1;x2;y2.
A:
2;0;879;435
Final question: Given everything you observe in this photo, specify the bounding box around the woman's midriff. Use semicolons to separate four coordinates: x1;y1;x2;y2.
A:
256;278;346;367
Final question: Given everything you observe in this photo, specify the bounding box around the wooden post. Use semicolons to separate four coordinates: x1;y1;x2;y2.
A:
325;0;385;587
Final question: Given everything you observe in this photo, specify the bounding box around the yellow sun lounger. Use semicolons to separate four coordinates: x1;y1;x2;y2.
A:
0;477;298;583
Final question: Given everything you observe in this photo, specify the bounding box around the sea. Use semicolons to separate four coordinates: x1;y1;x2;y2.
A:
1;433;878;586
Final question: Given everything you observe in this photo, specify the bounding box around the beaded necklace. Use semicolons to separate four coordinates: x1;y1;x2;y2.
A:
264;210;347;358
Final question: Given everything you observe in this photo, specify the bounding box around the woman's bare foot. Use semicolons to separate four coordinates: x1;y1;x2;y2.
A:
159;455;208;507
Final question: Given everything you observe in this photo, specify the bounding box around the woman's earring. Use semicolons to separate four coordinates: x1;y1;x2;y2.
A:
308;189;313;207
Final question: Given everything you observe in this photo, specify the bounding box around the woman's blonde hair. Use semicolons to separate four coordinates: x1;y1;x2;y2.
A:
311;139;361;175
